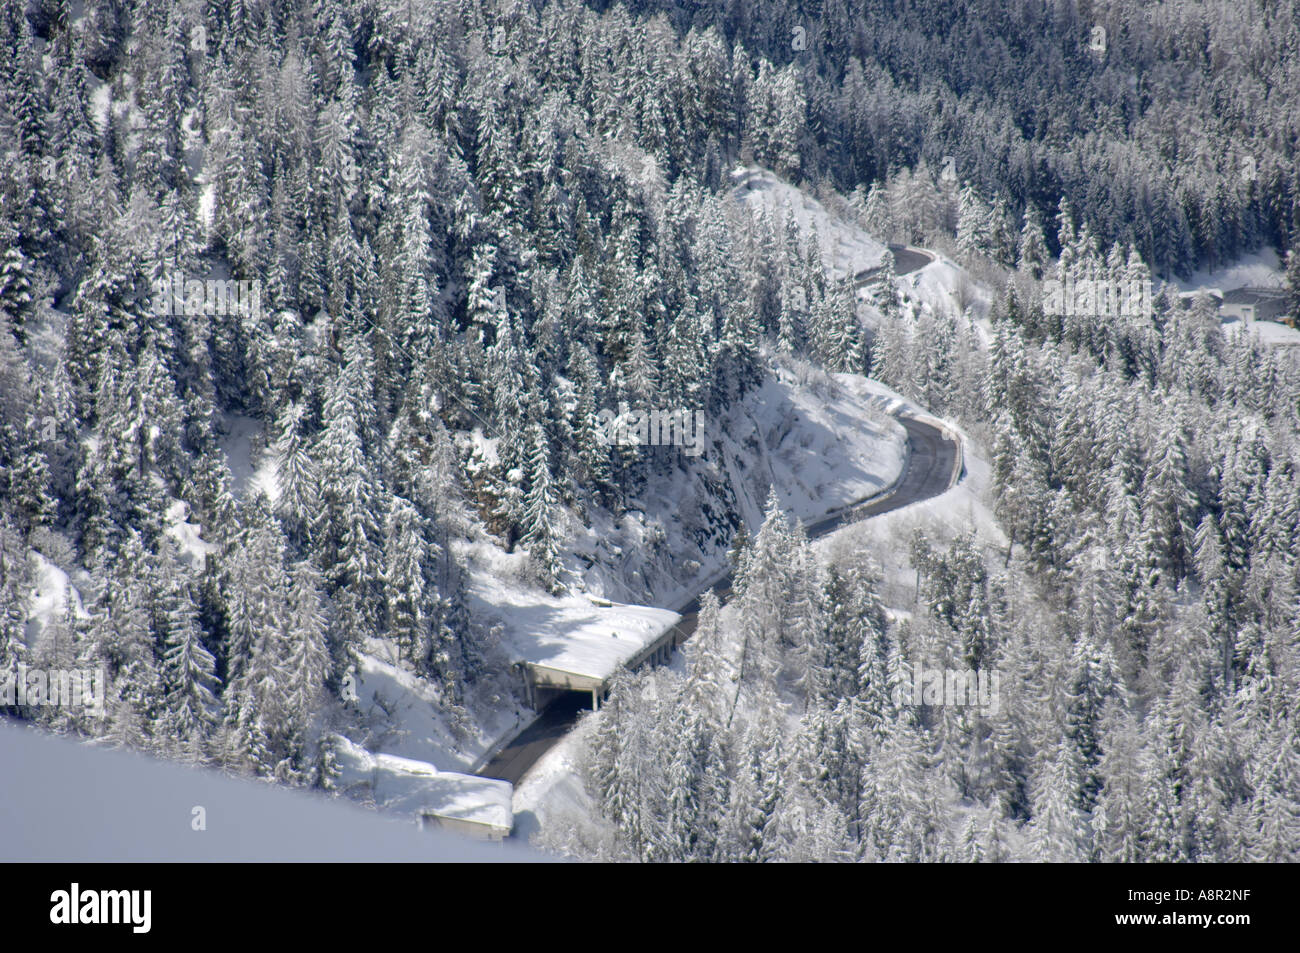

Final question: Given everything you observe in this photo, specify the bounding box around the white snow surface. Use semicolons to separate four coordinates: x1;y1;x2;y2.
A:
1175;248;1285;294
24;551;87;646
1224;318;1300;348
751;370;908;526
219;413;279;502
164;500;218;569
731;166;889;282
468;582;680;682
908;250;994;336
0;720;538;861
26;552;78;623
333;735;513;831
347;643;524;774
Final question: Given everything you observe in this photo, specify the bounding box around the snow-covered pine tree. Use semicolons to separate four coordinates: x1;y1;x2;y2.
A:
271;401;318;553
159;549;220;754
521;419;564;594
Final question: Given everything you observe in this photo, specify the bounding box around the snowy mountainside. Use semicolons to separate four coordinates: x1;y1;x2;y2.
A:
730;167;890;281
314;357;906;789
731;167;994;339
8;163;913;834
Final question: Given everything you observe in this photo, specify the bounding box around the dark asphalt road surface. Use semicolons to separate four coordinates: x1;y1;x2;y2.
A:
476;692;591;786
477;414;961;786
854;243;935;286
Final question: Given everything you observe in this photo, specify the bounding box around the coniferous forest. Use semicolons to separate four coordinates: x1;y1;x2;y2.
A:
1;0;1299;863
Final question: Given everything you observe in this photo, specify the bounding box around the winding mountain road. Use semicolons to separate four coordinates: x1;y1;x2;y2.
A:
479;243;954;788
668;414;959;641
477;413;962;786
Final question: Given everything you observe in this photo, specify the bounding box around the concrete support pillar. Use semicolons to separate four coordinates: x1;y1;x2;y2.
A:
591;689;599;712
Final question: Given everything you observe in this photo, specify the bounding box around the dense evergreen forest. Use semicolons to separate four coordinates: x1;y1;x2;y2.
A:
566;226;1300;862
617;0;1300;279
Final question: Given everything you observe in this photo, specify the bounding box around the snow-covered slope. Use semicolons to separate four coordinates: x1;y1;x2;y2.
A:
332;735;514;833
731;166;993;342
329;173;918;832
565;362;905;612
0;720;540;861
343;360;905;801
1174;247;1285;294
731;166;888;281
